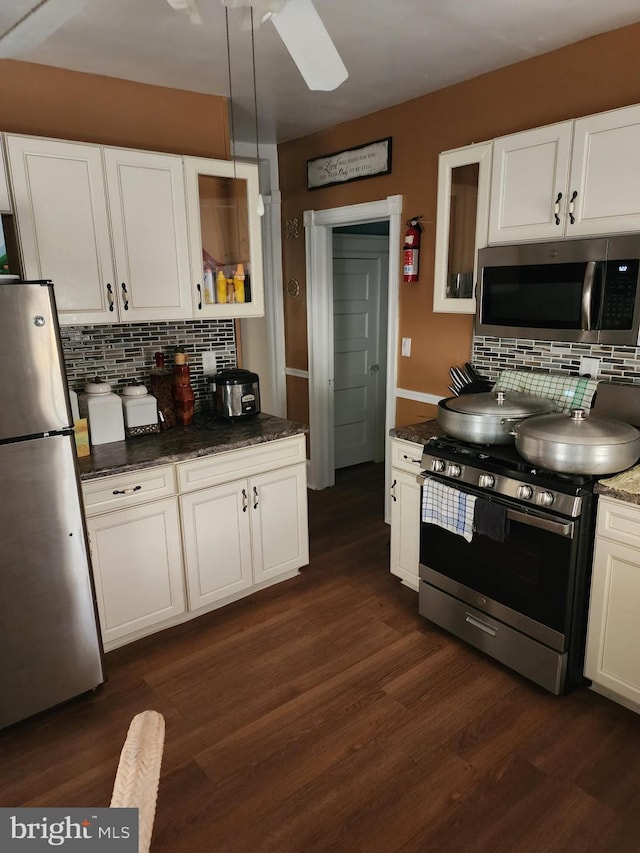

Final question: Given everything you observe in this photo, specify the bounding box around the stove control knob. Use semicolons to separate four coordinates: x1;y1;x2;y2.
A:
447;464;462;478
517;484;533;500
478;474;495;489
536;491;555;507
431;459;445;473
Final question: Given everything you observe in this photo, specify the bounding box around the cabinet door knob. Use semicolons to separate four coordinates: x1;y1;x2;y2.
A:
553;192;563;225
568;190;578;225
121;281;129;311
253;486;259;509
106;283;115;311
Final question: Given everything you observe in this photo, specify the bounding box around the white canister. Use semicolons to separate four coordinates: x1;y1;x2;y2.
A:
121;384;159;431
78;381;125;446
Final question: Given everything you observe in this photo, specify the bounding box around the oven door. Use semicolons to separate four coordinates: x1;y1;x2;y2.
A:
418;477;579;652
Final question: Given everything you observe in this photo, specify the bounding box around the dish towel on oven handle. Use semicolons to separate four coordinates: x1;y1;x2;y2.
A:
421;478;476;542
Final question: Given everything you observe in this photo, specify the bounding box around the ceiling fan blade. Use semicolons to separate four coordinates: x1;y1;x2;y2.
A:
0;0;91;58
271;0;348;91
165;0;203;25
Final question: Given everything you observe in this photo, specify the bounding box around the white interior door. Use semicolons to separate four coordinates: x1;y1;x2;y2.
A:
332;234;388;469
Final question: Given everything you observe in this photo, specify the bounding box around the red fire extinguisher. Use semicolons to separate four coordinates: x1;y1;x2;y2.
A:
403;217;423;282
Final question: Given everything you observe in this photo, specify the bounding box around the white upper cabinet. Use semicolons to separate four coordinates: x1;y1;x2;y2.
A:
568;104;640;237
5;135;116;324
488;103;640;244
0;140;11;213
103;147;193;322
433;141;492;314
488;122;573;244
6;135;193;324
183;156;264;318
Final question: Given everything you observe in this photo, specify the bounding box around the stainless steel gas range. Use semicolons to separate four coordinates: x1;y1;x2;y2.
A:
418;435;598;694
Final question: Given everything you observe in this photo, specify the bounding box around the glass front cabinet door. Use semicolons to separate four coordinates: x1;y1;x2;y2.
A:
432;141;492;314
183;156;265;318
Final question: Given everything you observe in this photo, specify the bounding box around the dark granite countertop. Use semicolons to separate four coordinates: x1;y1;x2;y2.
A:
77;413;308;481
390;418;444;445
595;466;640;506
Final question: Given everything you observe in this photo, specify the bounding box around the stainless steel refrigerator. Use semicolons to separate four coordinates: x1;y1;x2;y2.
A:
0;279;105;729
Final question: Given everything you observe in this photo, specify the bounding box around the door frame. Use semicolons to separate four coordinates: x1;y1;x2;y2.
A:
303;195;402;510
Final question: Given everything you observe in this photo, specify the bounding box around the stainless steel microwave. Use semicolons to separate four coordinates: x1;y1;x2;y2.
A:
475;236;640;345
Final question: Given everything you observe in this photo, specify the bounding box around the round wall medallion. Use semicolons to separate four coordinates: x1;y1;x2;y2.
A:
287;279;300;297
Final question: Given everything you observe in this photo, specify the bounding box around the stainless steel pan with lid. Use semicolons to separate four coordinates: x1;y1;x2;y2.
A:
437;389;556;445
514;408;640;474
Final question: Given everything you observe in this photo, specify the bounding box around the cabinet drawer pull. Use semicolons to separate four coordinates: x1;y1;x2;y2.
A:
253;486;259;509
402;454;421;463
121;281;129;311
242;488;248;512
390;478;397;501
112;485;142;495
553;191;563;225
106;282;115;311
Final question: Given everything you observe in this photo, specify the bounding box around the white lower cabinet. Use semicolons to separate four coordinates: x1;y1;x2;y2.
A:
82;435;309;649
180;480;253;610
85;488;186;649
389;438;423;591
584;496;640;712
180;459;308;611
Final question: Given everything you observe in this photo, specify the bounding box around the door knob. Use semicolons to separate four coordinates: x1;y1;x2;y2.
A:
370;364;380;373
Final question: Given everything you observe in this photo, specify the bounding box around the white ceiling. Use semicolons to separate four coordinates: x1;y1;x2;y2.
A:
2;0;640;145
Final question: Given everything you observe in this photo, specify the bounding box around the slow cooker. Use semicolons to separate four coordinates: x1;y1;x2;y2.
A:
209;368;260;419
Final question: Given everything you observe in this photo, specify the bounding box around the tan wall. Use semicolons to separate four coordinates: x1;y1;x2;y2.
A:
0;60;229;157
278;22;640;426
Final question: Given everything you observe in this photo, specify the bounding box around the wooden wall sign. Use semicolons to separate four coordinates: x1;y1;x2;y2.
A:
307;137;392;190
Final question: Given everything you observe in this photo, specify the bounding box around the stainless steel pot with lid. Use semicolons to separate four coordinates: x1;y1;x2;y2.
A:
437;389;556;445
515;408;640;474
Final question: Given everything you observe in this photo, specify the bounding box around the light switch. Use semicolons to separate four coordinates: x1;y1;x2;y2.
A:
401;337;412;357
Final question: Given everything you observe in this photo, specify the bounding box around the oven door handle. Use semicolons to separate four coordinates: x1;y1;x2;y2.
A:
506;508;574;538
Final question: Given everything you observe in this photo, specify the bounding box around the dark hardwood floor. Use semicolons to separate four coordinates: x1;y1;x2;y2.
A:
2;462;640;851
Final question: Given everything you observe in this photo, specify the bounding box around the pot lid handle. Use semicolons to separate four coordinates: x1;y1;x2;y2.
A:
570;408;587;421
496;390;506;405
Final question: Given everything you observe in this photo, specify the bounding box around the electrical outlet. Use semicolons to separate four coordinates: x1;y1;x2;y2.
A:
401;337;412;357
202;351;217;374
579;356;600;378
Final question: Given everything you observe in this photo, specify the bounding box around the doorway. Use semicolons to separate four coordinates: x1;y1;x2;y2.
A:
303;195;402;523
332;227;389;470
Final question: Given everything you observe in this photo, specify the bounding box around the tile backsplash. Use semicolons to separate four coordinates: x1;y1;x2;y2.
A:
473;336;640;384
61;319;237;402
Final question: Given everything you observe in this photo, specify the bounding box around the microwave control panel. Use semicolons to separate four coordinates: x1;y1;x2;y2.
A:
601;259;639;329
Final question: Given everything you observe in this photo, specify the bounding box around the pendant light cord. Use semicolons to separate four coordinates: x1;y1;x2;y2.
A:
224;6;237;179
250;7;260;167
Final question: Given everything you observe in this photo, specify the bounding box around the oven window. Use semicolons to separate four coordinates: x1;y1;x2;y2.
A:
420;510;574;634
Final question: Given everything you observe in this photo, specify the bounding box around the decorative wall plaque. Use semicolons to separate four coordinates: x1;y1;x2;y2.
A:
287;279;300;298
307;137;392;190
285;218;300;239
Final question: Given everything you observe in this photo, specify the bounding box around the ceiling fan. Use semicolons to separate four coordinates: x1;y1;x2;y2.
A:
168;0;348;92
0;0;348;92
